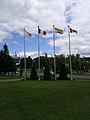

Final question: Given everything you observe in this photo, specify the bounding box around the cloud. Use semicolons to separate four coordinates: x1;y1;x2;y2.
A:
17;50;46;59
0;0;90;57
17;51;37;58
0;0;66;32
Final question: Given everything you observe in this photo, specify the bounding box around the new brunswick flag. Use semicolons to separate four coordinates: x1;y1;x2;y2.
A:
55;27;63;34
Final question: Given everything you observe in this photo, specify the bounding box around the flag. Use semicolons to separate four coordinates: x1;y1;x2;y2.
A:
69;27;77;33
38;27;46;35
24;29;32;37
43;31;46;35
55;27;63;34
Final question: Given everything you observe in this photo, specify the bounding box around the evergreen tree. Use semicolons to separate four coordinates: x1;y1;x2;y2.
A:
3;43;9;55
30;66;38;80
59;63;68;80
0;44;16;76
43;64;51;80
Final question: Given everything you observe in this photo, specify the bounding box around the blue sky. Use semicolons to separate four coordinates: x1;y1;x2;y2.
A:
0;0;90;58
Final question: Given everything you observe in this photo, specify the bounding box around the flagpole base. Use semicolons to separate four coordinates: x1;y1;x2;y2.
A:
71;77;73;80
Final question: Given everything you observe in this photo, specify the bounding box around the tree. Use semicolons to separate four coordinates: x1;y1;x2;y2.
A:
20;58;24;69
33;56;51;70
30;66;38;80
75;54;81;74
3;43;9;55
56;54;66;73
20;56;32;69
0;44;16;76
66;54;81;74
26;56;32;69
43;64;51;80
59;63;68;80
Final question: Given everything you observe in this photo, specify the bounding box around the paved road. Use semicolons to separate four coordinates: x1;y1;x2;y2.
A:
68;74;90;79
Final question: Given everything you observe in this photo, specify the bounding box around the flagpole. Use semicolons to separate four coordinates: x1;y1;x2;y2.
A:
53;25;56;80
68;26;73;80
24;28;27;80
38;26;40;80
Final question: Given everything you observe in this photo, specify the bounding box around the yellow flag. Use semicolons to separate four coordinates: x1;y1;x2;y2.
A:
55;27;63;34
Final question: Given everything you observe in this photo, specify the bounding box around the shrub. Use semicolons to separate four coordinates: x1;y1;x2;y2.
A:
30;66;38;80
59;63;68;80
43;65;51;80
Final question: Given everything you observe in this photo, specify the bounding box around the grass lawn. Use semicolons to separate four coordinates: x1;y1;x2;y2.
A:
0;80;90;120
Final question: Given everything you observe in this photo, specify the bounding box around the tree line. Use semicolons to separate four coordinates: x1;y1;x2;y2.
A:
0;44;90;80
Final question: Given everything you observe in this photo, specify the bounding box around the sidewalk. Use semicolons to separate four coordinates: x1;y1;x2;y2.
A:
0;78;23;82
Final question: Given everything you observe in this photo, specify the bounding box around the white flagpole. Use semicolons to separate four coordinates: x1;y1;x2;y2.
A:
68;26;73;80
53;25;56;80
38;26;40;80
24;28;27;80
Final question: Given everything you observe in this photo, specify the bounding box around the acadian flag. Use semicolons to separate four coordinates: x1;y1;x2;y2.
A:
69;27;77;33
24;29;32;37
55;27;63;34
38;27;46;35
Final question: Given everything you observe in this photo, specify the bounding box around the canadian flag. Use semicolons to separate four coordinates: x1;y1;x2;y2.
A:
38;27;46;35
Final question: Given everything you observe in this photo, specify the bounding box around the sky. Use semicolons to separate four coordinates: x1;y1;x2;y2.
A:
0;0;90;59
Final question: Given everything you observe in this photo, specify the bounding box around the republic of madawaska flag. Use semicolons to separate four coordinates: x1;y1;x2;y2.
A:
55;27;63;34
38;27;46;35
69;27;77;33
24;29;32;37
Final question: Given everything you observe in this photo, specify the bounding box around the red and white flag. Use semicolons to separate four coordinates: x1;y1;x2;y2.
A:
69;27;77;33
38;27;46;35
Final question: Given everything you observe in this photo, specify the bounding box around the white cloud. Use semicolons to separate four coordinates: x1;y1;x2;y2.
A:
0;0;66;32
17;50;46;59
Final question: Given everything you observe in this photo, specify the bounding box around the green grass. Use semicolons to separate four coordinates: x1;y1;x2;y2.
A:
0;80;90;120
